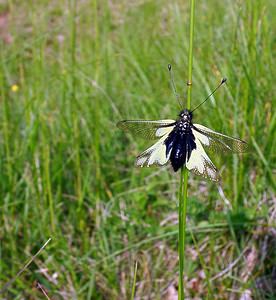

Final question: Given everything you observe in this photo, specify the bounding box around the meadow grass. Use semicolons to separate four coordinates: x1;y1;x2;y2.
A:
0;0;275;299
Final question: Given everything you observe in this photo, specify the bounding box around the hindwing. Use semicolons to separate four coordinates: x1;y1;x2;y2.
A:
186;132;219;182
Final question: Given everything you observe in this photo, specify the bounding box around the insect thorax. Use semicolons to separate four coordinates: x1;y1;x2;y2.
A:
176;119;192;135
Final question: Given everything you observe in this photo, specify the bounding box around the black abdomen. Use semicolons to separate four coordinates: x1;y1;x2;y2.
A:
165;128;196;172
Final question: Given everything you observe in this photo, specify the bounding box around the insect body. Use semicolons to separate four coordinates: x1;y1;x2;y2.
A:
164;109;196;172
117;78;247;182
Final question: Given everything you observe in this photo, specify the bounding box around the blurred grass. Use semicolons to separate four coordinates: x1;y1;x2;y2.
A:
0;0;275;299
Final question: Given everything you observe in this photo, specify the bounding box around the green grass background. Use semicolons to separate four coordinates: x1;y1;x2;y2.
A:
0;0;275;299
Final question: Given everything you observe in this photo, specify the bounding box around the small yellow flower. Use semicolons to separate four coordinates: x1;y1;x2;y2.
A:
11;84;19;92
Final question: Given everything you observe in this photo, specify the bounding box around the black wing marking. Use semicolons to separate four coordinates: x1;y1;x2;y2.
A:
117;120;176;140
192;124;248;154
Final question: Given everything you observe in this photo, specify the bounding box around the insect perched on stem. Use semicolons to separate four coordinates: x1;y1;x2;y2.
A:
117;65;247;181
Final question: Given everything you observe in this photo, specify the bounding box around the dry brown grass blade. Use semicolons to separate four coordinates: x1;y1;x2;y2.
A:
0;238;52;294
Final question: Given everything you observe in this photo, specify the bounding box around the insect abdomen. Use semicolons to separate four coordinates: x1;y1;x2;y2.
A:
170;141;186;171
165;130;196;172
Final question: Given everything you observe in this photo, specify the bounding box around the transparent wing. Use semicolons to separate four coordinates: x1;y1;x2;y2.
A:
186;136;220;182
192;124;248;154
117;119;176;140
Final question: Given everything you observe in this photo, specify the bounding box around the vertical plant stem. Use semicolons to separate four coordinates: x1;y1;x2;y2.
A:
130;261;138;300
70;0;83;230
178;169;188;299
178;0;195;299
43;142;55;233
93;0;102;229
187;0;195;109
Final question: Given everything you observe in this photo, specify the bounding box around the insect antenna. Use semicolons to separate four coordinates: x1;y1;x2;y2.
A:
168;64;183;109
191;77;227;112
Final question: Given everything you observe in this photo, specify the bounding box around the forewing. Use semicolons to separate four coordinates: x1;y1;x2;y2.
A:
186;136;219;182
193;124;248;154
117;120;175;140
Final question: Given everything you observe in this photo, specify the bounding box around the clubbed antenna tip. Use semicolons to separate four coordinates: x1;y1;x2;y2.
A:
191;77;227;113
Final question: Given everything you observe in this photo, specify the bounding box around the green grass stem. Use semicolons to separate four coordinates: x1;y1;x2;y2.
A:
179;0;195;299
93;0;102;229
187;0;196;108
